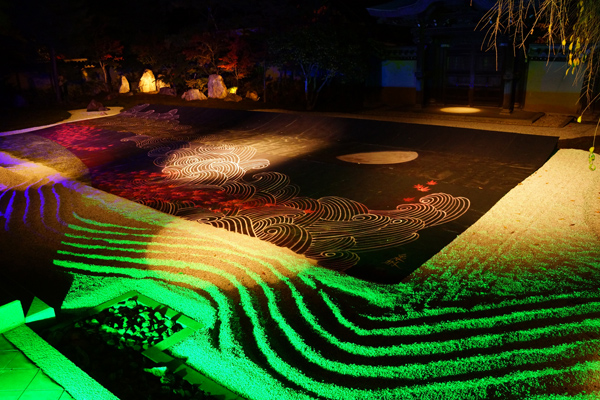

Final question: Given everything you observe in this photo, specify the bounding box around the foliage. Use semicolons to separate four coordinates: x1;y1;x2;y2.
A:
182;29;261;90
183;32;229;76
267;4;370;110
219;33;256;85
89;37;124;92
4;0;91;102
3;0;374;108
479;0;600;111
131;36;191;91
185;77;208;91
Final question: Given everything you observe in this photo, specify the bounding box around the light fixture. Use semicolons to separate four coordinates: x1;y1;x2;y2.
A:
439;107;481;114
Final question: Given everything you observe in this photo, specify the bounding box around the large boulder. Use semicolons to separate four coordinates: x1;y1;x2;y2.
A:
119;75;130;93
138;69;156;93
207;74;228;99
181;89;207;101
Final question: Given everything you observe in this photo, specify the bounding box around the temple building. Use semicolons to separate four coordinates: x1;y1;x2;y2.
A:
366;0;584;114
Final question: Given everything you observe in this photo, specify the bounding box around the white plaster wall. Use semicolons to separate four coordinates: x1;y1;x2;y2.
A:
524;60;583;113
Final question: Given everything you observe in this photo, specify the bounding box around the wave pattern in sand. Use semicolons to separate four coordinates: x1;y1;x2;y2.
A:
114;133;470;272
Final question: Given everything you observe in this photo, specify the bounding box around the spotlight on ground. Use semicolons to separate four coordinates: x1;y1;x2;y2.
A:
439;107;481;114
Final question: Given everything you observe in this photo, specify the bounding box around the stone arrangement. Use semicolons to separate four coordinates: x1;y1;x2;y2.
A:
115;70;260;102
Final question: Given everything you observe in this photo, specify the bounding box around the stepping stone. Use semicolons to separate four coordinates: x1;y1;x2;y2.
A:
0;301;24;334
25;297;55;324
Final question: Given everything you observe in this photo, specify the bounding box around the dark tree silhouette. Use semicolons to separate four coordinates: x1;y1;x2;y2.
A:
6;0;89;103
267;1;372;110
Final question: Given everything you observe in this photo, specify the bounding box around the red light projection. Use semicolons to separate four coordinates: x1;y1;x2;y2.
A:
44;124;112;152
413;184;431;192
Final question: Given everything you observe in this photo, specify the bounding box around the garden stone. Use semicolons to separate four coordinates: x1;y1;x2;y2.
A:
181;89;207;101
224;93;242;102
245;90;260;101
138;69;156;93
159;87;177;96
208;74;227;99
119;76;130;93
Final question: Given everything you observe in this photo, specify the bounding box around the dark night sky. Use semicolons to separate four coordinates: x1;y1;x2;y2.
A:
2;0;392;48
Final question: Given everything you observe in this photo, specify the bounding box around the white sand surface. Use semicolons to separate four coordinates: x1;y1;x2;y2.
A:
411;149;600;303
0;107;123;136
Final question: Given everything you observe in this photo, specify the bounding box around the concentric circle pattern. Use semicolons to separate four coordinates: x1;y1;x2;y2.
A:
119;128;469;272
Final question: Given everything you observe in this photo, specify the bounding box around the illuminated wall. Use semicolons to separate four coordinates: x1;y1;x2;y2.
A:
524;60;583;114
378;59;417;105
